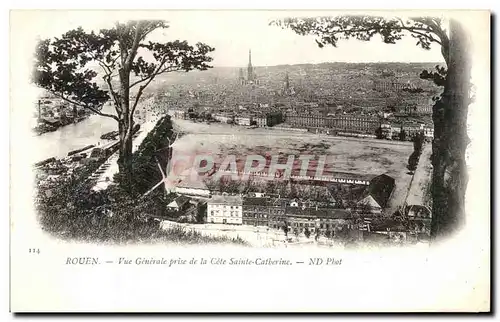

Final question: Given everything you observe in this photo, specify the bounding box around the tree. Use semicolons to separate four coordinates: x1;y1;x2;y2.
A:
272;16;471;239
399;128;407;141
304;227;311;239
375;126;383;139
413;132;425;155
408;151;419;172
33;21;214;187
411;104;418;115
282;221;289;237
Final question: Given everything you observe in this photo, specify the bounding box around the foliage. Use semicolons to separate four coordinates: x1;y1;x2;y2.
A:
281;221;289;237
36;173;246;245
407;151;419;172
114;115;174;195
33;21;215;184
413;132;425;154
33;22;215;121
407;132;425;172
420;65;447;87
399;129;407;141
271;16;449;56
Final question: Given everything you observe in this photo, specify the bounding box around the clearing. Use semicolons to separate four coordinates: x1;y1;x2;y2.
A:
171;119;415;214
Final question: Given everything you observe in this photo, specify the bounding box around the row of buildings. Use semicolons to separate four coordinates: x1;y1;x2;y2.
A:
372;80;420;92
202;193;431;239
380;122;434;140
168;106;433;140
169;169;397;224
284;114;381;134
206;195;353;235
169;108;285;128
283;114;434;140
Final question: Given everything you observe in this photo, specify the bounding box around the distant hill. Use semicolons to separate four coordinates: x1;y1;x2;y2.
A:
143;61;443;95
150;62;442;84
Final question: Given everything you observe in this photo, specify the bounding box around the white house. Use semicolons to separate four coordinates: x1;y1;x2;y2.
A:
207;195;243;225
167;109;186;119
423;126;434;139
235;116;252;126
213;113;231;123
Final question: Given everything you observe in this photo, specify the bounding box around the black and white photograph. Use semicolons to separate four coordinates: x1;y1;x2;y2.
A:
9;8;490;312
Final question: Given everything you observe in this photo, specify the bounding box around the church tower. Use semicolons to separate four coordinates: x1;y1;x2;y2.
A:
247;49;254;82
284;71;290;91
239;68;245;85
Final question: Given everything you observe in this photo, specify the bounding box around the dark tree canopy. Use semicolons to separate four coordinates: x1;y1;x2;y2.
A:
271;16;449;63
33;20;214;121
33;20;215;185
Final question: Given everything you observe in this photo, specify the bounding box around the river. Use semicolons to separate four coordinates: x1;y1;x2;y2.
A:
32;105;118;162
31;99;160;162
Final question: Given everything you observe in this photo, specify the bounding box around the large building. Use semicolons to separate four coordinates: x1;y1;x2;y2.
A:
173;177;211;198
242;197;288;227
285;114;381;134
241;196;353;234
285;207;352;236
207;195;243;224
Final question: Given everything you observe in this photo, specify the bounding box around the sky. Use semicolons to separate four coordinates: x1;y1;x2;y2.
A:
26;10;445;67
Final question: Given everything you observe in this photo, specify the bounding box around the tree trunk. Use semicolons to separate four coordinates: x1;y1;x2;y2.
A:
431;20;471;240
117;67;134;188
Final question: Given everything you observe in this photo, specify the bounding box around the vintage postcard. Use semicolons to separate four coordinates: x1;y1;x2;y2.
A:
9;9;490;312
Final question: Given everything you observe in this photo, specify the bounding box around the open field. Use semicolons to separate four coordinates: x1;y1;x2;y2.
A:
171;119;415;214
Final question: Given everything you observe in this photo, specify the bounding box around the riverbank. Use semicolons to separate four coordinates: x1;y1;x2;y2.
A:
33;114;91;135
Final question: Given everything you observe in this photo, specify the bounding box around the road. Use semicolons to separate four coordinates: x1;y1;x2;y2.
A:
405;142;433;206
90;119;159;191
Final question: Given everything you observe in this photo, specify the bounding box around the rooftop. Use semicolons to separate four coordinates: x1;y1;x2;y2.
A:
176;177;209;190
285;207;351;220
209;195;243;206
243;197;289;207
168;195;190;208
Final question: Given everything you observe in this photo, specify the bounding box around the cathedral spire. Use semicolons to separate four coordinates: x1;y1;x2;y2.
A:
247;49;254;81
